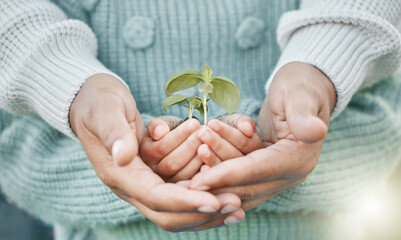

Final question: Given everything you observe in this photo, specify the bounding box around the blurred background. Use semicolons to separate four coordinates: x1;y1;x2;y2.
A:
0;193;53;240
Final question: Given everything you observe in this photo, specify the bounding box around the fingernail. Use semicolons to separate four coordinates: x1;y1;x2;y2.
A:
112;139;125;165
198;206;217;213
208;120;219;131
187;119;198;131
196;185;211;191
239;121;253;137
199;145;210;157
154;125;167;139
221;204;239;214
198;128;210;141
224;216;242;225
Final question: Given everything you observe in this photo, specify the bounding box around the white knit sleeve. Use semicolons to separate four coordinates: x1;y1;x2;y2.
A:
0;0;124;138
266;0;401;118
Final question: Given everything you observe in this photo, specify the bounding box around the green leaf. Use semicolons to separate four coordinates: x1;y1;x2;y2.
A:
162;94;188;111
202;64;213;81
196;103;208;117
209;76;241;113
188;96;203;109
165;70;204;96
198;82;214;95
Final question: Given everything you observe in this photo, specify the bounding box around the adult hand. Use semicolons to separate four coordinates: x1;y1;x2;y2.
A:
190;62;337;213
69;74;243;231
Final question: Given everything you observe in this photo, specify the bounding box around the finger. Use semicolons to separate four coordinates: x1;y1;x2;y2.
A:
257;97;278;145
130;197;216;232
198;144;222;166
81;125;225;214
133;109;145;146
198;126;243;160
130;192;242;232
85;93;139;166
169;155;204;182
176;180;191;188
217;114;255;137
173;193;243;231
141;118;200;163
241;191;282;211
201;165;211;172
190;142;304;190
239;183;296;212
117;157;225;213
285;88;327;143
182;208;245;231
155;130;202;178
209;178;289;202
147;116;182;140
208;119;263;154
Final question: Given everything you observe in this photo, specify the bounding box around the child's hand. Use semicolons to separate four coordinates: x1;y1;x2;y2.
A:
141;114;263;183
140;117;205;182
196;114;263;167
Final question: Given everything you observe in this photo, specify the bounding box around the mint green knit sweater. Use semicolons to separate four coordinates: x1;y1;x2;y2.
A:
1;0;401;239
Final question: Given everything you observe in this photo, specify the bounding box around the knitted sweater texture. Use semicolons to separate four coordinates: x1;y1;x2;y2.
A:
0;0;401;239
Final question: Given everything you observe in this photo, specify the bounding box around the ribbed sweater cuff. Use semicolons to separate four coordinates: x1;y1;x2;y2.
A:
14;23;125;139
266;13;401;119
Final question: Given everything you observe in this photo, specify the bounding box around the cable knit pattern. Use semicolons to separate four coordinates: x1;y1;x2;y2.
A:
266;0;401;118
0;0;400;239
0;0;123;139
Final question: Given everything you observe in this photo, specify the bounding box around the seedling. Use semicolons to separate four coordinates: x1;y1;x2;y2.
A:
163;65;240;124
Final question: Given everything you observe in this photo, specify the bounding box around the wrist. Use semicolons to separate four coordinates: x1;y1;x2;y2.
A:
276;62;336;120
69;73;130;136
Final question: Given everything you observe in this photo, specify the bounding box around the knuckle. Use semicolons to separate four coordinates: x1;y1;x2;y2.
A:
162;159;180;174
146;197;162;212
239;189;254;202
155;218;169;230
147;119;159;130
160;116;182;130
237;138;249;152
187;135;200;151
159;222;176;232
156;142;170;156
140;145;159;163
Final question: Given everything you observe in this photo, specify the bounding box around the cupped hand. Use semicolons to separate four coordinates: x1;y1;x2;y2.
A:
190;62;337;211
198;114;263;167
140;116;205;182
69;74;243;231
140;114;263;182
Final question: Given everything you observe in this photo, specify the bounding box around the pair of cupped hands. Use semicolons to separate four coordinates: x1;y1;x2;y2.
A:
69;62;336;231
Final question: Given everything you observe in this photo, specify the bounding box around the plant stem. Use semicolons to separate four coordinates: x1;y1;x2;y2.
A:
203;93;207;124
188;104;193;119
188;108;194;119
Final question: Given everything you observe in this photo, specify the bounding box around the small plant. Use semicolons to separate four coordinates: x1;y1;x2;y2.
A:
163;65;240;124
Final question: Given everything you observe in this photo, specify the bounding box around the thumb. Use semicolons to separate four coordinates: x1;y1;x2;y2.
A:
285;89;328;143
91;100;139;167
147;116;182;141
217;114;255;137
110;121;138;167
